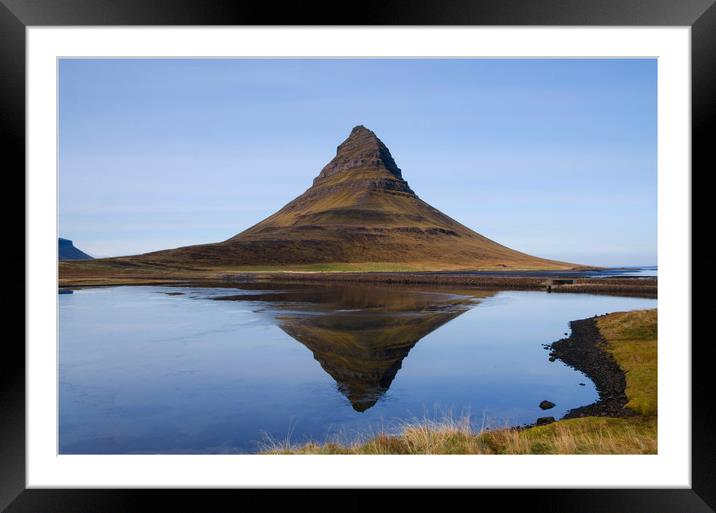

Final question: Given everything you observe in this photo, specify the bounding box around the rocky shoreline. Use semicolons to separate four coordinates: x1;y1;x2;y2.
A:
223;272;657;298
58;271;657;298
548;317;634;419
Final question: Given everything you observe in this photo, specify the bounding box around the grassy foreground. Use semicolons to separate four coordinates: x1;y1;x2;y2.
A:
262;308;658;455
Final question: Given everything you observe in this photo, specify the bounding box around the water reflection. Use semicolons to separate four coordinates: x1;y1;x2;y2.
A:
215;285;492;411
60;285;657;453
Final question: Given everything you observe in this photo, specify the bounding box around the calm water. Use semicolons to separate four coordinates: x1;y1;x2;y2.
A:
59;284;656;454
587;266;657;277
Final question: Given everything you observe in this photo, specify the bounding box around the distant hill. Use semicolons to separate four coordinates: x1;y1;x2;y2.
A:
59;238;93;261
124;125;578;271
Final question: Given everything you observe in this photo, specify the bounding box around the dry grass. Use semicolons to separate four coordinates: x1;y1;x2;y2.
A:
214;262;430;273
261;415;657;455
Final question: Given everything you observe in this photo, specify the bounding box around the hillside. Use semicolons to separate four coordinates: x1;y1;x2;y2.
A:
58;238;93;261
60;125;580;279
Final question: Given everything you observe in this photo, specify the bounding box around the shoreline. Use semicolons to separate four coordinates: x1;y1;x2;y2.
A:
58;271;657;298
548;317;634;419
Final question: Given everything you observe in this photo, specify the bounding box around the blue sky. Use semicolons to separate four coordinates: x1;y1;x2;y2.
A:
59;58;656;266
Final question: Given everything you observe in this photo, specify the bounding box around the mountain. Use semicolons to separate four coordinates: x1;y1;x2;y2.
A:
65;125;580;273
58;238;93;261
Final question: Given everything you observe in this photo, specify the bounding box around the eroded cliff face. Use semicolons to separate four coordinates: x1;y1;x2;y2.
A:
314;125;410;186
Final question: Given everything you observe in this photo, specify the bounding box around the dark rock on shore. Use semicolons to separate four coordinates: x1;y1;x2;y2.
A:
548;317;634;419
539;400;556;410
536;417;556;426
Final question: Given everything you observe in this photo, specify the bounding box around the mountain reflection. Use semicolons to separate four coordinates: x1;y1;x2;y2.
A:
216;284;492;411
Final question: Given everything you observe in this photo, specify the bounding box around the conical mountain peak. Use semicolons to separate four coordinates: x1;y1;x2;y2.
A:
316;125;404;183
110;125;579;272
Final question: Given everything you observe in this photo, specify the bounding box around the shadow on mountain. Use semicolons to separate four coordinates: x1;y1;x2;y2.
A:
219;284;493;411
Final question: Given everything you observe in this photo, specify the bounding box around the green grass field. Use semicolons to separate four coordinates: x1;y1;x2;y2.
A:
597;309;657;416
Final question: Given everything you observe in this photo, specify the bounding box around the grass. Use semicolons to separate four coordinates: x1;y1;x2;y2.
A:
597;309;657;416
59;260;593;287
262;415;656;455
61;259;569;277
261;308;658;455
213;262;430;273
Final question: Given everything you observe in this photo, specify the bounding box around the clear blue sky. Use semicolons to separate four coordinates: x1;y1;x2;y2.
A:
59;58;656;266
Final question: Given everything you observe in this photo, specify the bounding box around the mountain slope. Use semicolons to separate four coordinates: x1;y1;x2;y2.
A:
122;125;578;271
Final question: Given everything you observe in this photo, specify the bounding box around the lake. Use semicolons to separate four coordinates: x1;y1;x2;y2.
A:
59;283;656;453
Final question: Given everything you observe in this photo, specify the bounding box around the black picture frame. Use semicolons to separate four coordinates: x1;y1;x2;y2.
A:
2;1;713;511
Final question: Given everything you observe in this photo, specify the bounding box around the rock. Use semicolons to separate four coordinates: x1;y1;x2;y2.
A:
539;400;556;410
579;382;586;386
536;416;556;426
550;318;630;420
